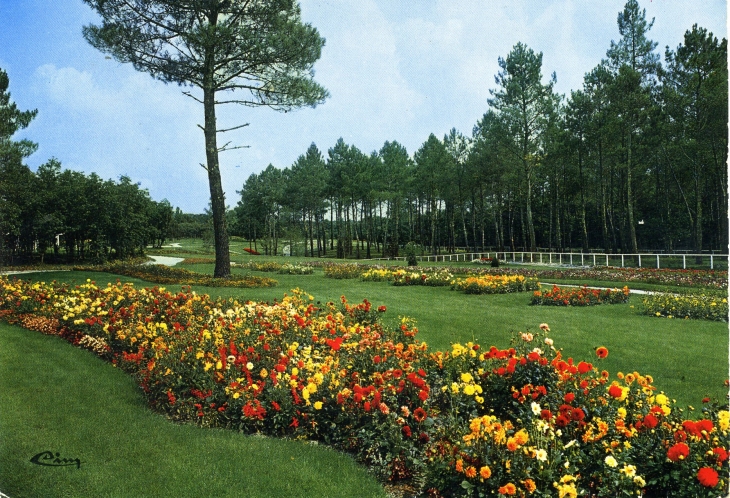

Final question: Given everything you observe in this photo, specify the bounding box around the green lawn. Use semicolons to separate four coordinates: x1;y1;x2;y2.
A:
0;322;386;498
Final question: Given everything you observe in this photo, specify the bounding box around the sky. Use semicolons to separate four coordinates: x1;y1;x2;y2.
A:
0;0;726;213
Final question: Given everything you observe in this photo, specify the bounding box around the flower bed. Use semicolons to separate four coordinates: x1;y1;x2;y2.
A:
531;285;630;306
0;276;727;497
360;268;396;282
277;263;314;275
235;261;283;272
74;261;278;288
323;262;365;279
642;292;729;322
392;269;454;287
451;275;539;294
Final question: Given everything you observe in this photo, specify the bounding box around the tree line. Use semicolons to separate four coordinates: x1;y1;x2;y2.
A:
0;66;174;264
234;2;727;258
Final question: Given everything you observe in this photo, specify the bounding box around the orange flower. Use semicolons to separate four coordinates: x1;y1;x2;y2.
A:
596;346;608;359
480;465;492;479
523;479;537;493
498;483;517;495
455;459;464;473
465;466;477;478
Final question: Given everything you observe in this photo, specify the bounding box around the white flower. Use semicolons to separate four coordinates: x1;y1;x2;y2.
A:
531;402;541;416
564;439;578;449
544;337;554;347
246;362;254;371
535;449;548;462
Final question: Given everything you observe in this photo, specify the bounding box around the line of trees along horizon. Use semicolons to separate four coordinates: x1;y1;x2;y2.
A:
233;4;728;259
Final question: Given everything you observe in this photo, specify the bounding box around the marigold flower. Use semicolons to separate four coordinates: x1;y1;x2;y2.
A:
498;483;517;495
479;465;492;479
465;466;477;478
697;467;719;487
595;346;608;358
523;479;537;493
605;455;618;467
455;459;464;473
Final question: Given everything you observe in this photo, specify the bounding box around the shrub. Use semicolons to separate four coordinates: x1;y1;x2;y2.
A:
404;242;418;267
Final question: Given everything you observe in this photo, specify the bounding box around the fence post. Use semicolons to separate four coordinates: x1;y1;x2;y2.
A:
570;253;573;265
711;255;714;269
683;255;686;269
621;255;625;267
656;254;660;269
606;254;609;266
638;254;641;267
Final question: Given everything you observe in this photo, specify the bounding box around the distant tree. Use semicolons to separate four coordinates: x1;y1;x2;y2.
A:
662;25;728;254
83;0;328;277
605;0;661;253
0;67;38;262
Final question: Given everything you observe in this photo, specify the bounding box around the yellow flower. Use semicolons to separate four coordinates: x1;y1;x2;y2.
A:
605;455;618;468
313;401;323;410
461;372;473;383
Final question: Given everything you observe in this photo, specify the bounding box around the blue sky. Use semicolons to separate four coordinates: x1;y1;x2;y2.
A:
1;0;726;213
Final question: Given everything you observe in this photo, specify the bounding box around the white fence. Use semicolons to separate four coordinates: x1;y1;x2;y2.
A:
373;252;728;270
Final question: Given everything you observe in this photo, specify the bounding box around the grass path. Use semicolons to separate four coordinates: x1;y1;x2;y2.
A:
0;323;386;498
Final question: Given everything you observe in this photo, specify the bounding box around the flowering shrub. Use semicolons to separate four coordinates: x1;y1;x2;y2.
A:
451;275;539;294
642;292;729;322
361;268;454;286
235;261;283;272
181;258;216;265
392;269;454;287
277;263;315;275
0;275;727;497
531;285;630;306
360;268;396;282
74;261;277;288
323;263;365;279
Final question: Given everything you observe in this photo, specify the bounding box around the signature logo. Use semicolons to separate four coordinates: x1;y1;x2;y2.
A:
30;451;81;469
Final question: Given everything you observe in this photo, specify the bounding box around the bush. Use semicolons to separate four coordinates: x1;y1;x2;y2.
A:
404;242;418;267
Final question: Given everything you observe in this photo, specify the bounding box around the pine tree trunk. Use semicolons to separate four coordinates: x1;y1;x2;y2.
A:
203;69;230;277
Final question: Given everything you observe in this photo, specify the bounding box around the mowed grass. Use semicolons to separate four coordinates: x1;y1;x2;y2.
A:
0;321;386;498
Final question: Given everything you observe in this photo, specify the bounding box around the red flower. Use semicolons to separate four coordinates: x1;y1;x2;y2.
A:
667;442;690;462
418;389;429;401
596;347;608;359
540;409;553;420
377;305;387;312
413;407;427;423
713;447;728;464
556;414;570;427
402;425;412;438
642;414;658;429
578;361;592;374
697;467;719;487
564;392;575;403
608;385;624;399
